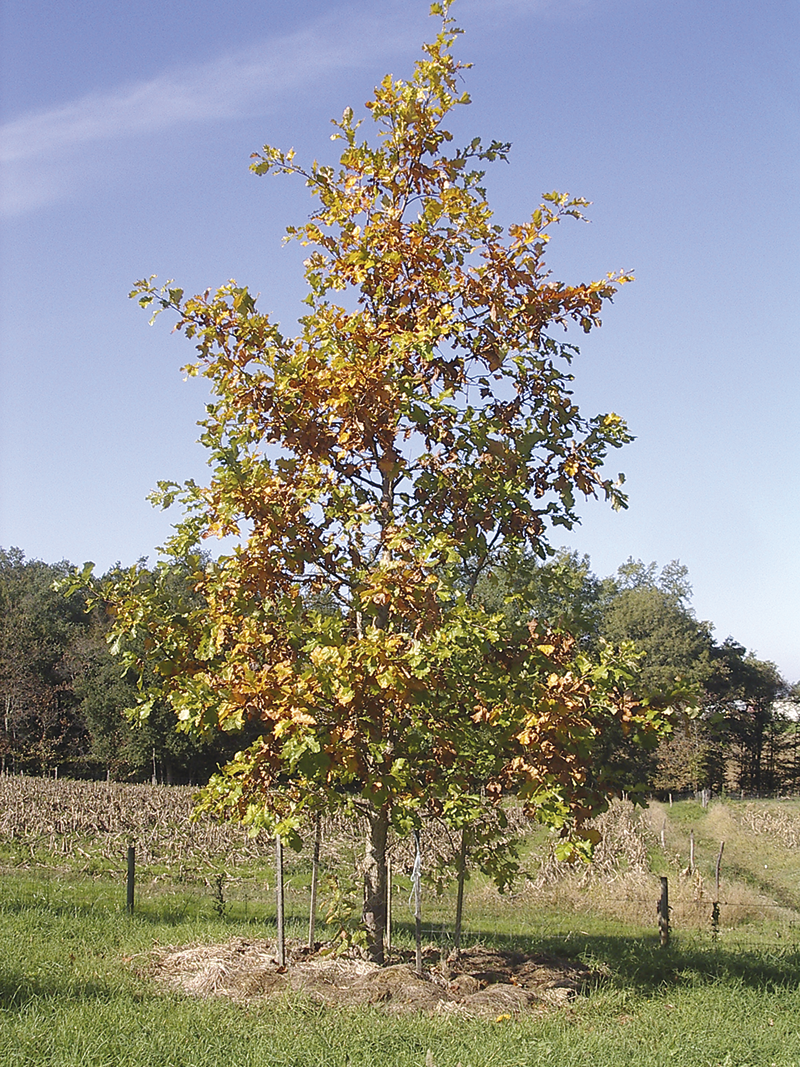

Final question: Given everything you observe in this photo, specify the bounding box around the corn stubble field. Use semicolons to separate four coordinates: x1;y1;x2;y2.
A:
1;777;800;1066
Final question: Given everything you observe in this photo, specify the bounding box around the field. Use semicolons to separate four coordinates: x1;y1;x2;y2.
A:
2;778;800;1066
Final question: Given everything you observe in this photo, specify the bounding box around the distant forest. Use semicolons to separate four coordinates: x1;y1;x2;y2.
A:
1;545;797;794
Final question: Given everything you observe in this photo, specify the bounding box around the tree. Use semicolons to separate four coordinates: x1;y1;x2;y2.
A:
595;559;716;792
473;548;604;648
599;559;713;694
652;721;714;795
595;560;793;795
706;639;788;793
0;548;93;775
102;4;661;962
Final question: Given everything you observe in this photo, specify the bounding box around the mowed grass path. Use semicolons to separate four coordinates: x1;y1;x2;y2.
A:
2;872;800;1067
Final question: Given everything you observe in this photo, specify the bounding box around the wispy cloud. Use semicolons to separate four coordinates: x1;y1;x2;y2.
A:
0;6;421;217
3;31;353;165
0;0;597;217
460;0;598;15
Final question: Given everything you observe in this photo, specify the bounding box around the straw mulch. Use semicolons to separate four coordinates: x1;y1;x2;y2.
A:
149;939;594;1017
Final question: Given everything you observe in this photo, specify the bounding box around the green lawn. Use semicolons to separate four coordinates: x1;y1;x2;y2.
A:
2;869;800;1067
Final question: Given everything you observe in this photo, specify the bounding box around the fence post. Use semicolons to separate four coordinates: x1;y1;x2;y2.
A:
413;830;423;977
712;841;724;939
275;834;286;967
453;828;468;957
386;855;393;957
308;814;322;951
689;829;695;874
126;846;135;914
658;876;670;947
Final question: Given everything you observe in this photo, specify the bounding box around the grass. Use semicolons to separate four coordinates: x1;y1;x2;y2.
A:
3;784;800;1065
642;798;800;936
2;902;800;1066
2;870;800;1066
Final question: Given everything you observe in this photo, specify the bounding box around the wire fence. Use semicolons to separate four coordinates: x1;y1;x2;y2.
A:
2;777;800;957
5;844;798;958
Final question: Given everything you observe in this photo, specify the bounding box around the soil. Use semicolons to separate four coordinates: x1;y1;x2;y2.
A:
148;939;596;1017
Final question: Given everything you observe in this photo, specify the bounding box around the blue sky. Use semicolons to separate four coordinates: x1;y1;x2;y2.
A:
1;0;798;679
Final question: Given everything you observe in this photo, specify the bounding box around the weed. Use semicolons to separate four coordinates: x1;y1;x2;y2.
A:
209;872;229;919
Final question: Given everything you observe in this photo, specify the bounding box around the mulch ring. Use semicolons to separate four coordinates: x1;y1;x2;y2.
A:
147;939;596;1017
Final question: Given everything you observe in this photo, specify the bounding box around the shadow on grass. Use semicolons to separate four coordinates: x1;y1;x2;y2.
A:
391;919;800;994
0;967;138;1011
4;894;799;1009
0;894;310;933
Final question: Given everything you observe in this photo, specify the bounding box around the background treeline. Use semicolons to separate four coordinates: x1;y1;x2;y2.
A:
0;547;241;784
475;552;799;797
1;545;797;793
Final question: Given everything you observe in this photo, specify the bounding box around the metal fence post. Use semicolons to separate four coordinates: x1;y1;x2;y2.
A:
275;834;286;967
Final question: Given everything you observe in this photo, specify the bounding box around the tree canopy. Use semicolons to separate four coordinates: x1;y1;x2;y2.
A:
94;3;668;960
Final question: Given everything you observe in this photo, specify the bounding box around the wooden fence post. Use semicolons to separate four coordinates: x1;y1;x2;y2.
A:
126;846;135;914
712;841;724;939
453;828;468;957
658;876;669;947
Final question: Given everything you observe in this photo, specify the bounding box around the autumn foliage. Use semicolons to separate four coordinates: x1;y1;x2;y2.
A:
107;4;664;960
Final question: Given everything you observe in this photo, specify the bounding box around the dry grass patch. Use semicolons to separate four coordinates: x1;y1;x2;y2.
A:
644;799;800;928
510;801;662;927
729;800;800;850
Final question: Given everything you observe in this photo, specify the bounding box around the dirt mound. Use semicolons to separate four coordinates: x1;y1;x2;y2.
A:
149;939;595;1017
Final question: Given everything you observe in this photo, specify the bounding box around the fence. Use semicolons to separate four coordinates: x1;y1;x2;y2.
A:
9;830;799;958
2;777;800;957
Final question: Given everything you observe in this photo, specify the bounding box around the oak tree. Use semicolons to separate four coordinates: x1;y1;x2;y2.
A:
106;4;662;960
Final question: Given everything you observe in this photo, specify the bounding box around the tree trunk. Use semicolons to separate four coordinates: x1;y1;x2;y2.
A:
362;468;394;963
363;804;390;964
